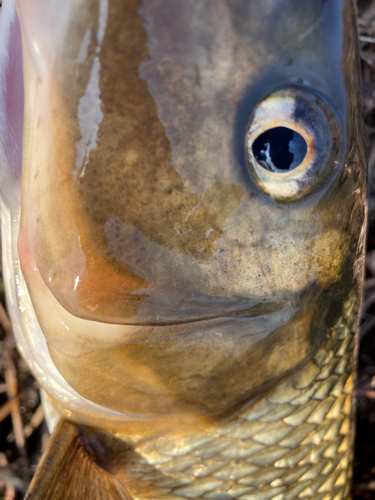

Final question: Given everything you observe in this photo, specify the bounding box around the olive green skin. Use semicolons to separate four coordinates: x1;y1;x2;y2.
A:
16;0;366;498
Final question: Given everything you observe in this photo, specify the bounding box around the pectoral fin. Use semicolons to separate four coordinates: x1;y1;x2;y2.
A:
25;419;133;500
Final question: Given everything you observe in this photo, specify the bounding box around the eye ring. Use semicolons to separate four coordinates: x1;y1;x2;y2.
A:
246;88;344;202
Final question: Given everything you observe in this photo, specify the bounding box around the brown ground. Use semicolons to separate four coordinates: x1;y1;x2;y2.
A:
1;3;375;499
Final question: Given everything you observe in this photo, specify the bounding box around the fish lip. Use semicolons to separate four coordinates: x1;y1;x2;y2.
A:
114;308;295;345
94;296;292;327
121;312;281;328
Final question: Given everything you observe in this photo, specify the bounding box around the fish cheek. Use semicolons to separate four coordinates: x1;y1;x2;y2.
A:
46;306;315;419
156;307;315;414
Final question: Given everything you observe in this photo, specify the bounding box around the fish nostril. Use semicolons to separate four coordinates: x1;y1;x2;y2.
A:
252;126;307;173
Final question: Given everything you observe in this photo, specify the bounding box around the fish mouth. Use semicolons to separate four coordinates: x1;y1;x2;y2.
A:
111;285;293;327
69;292;294;329
106;306;296;345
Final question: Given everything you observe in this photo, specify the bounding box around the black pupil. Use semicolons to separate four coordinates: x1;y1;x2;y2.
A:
252;126;307;172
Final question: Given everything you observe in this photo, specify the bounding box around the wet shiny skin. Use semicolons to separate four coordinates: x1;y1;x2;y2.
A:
0;0;367;498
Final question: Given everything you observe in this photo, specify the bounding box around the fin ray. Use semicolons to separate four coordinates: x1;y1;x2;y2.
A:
25;419;133;500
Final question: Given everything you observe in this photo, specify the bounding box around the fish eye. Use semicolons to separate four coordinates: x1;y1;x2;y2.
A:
246;88;344;202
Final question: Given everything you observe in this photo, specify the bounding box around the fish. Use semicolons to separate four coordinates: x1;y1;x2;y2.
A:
0;0;367;498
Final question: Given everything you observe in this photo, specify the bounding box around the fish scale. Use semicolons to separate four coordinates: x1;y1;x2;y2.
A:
114;292;358;500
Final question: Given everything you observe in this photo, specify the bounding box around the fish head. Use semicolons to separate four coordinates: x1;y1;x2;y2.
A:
0;0;366;431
